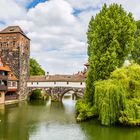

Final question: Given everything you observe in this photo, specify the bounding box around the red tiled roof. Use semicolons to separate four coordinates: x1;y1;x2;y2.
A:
0;58;11;71
84;63;89;66
0;65;11;71
8;71;18;81
29;75;85;82
0;58;18;81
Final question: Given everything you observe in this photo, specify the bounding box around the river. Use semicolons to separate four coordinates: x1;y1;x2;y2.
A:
0;95;140;140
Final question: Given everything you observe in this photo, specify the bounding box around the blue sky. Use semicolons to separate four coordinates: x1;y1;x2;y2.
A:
27;0;48;9
0;0;139;74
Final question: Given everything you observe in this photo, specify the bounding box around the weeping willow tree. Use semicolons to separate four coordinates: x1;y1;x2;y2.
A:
76;4;136;124
94;64;140;126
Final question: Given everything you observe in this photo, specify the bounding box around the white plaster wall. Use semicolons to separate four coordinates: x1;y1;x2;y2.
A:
27;81;85;88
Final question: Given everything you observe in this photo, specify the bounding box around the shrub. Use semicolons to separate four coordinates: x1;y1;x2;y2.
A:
93;64;140;125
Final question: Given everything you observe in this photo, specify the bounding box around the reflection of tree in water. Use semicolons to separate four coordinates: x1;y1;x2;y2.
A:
48;102;66;121
80;119;140;140
0;105;5;140
28;100;47;106
0;102;30;140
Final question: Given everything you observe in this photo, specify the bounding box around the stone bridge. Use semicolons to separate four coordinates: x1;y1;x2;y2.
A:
27;75;85;101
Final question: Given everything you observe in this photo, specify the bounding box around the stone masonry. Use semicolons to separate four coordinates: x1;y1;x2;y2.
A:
0;26;30;100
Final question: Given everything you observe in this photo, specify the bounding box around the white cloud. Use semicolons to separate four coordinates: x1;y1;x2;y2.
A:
67;0;105;10
14;0;87;74
106;0;140;20
1;0;140;74
0;0;26;22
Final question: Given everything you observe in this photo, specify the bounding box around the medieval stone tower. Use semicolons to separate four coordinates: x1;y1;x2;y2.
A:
0;26;30;100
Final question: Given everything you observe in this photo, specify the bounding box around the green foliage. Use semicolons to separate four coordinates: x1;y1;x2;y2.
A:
30;58;45;76
77;4;137;125
30;89;42;100
94;64;140;126
87;4;136;81
131;20;140;64
84;3;136;104
76;99;96;121
30;89;49;100
84;67;95;103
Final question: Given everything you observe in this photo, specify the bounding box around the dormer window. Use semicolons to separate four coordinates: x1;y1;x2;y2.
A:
13;42;16;46
9;29;14;31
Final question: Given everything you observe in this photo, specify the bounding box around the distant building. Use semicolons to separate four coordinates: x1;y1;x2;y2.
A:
0;58;18;104
74;63;89;77
84;63;89;69
0;26;30;100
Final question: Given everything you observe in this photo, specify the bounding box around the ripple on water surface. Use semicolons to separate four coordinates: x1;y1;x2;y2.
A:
1;96;140;140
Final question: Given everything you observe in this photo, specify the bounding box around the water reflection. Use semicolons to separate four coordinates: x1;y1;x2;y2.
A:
0;95;86;140
80;119;140;140
0;95;140;140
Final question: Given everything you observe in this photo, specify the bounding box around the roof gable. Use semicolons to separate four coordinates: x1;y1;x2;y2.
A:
0;26;30;40
0;26;24;34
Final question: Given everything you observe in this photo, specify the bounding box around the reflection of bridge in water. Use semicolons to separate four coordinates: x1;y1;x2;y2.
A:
27;75;85;101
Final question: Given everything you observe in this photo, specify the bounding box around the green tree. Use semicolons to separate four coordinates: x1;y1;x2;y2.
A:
131;20;140;64
30;58;45;76
84;3;136;102
94;64;140;126
76;4;136;122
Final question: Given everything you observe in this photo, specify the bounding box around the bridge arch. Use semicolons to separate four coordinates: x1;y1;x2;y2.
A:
28;86;84;102
28;88;50;100
61;88;78;101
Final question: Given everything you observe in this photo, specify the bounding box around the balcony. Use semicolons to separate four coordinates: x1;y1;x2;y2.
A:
0;85;7;91
0;75;8;80
5;95;18;101
8;87;17;92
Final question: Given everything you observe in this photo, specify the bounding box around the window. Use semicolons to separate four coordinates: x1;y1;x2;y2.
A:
0;80;4;85
67;82;69;85
10;29;14;31
31;82;33;85
80;82;82;85
8;81;11;87
6;37;9;40
13;41;16;46
37;82;39;85
3;42;6;47
54;82;56;85
12;82;16;87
